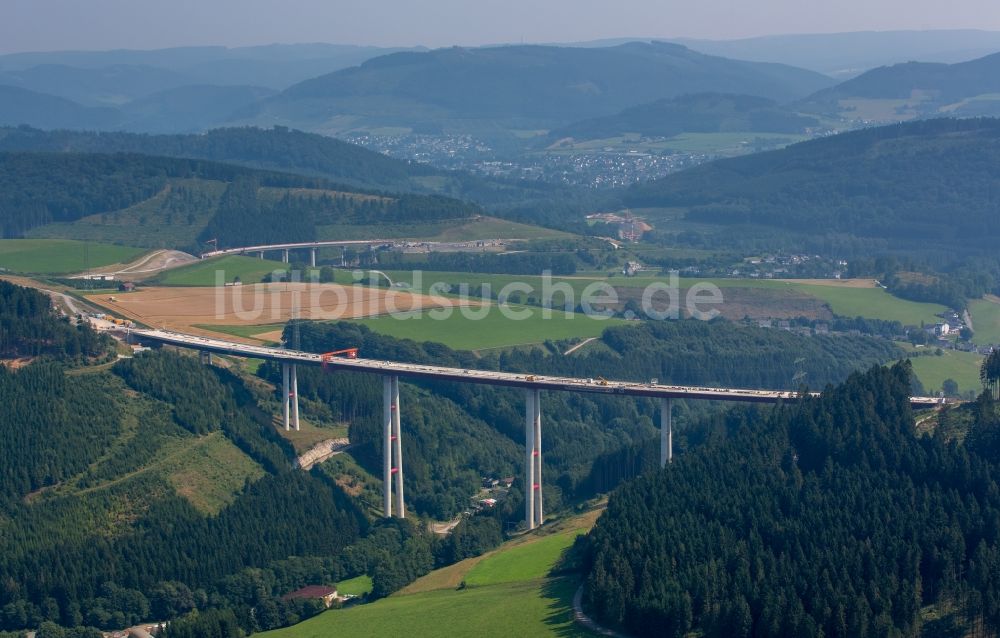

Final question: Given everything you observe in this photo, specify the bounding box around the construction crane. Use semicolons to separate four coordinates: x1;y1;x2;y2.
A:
321;348;360;370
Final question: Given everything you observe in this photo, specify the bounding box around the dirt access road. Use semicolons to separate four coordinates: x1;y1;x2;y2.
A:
74;249;197;280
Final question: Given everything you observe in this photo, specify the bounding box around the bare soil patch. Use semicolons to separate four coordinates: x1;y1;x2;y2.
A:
86;283;476;334
774;278;878;288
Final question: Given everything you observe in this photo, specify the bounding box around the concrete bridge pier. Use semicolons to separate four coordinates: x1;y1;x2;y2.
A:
282;363;290;430
525;388;543;530
281;363;300;431
282;249;289;264
290;364;300;431
199;350;212;365
258;251;264;259
660;398;673;467
310;248;317;268
383;375;405;518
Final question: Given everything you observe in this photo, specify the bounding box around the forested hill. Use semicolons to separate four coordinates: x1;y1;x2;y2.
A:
239;42;833;135
626;117;1000;255
583;363;1000;637
0;126;594;219
798;51;1000;119
0;151;481;247
0;280;107;359
0;126;431;193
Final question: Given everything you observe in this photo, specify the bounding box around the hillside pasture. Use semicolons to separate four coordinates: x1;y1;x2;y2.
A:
0;239;146;275
970;296;1000;345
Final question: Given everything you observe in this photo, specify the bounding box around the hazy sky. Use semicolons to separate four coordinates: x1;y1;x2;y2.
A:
3;0;1000;53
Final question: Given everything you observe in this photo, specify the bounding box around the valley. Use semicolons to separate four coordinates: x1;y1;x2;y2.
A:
2;21;1000;638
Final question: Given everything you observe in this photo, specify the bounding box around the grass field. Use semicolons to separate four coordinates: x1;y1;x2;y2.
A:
195;323;286;341
790;283;945;325
350;308;626;350
545;131;807;155
0;239;146;275
261;508;602;638
907;350;984;397
263;577;584;638
318;216;571;242
969;297;1000;345
381;271;946;325
464;530;582;586
337;575;373;597
155;255;290;286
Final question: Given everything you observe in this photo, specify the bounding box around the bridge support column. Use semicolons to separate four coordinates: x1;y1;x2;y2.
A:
383;376;393;517
391;376;405;518
282;249;289;264
310;248;317;268
525;388;542;530
382;375;405;518
199;350;212;365
660;398;673;467
290;364;300;431
282;363;290;431
258;251;264;259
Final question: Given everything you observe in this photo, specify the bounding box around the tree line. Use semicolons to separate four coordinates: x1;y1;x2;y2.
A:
583;362;1000;637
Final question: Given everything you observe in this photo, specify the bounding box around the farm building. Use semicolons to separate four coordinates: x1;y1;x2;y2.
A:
283;585;339;608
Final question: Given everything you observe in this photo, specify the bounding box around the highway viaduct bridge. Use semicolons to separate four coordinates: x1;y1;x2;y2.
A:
132;328;948;530
200;238;515;266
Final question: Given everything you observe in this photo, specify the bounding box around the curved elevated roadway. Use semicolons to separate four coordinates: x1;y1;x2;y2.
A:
201;239;398;259
132;328;947;408
132;327;950;529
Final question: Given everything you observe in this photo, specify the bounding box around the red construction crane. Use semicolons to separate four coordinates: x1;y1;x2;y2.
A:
321;348;359;370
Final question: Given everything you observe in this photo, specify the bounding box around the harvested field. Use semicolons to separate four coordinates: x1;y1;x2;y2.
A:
774;278;879;288
85;283;475;334
615;284;834;321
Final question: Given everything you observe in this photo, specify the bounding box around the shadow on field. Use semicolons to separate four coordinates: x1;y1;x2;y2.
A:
541;577;591;637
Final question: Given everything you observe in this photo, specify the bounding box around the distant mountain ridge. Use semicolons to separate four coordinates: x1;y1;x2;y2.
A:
240;42;834;137
0;43;421;91
798;52;1000;120
0;44;421;133
672;29;1000;78
549;93;820;142
0;85;123;130
0;82;279;133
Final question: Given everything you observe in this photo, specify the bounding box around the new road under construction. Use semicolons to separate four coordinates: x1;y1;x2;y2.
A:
132;328;951;531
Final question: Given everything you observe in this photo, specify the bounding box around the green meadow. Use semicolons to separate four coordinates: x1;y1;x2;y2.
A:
261;516;593;638
336;574;373;597
155;255;291;286
464;529;582;586
969;297;1000;345
261;577;584;638
907;349;984;396
382;271;947;325
350;308;625;351
0;239;145;275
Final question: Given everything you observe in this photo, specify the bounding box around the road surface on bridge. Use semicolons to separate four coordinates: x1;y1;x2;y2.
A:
132;328;948;408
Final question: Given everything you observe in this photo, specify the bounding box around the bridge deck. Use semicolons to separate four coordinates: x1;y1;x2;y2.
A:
201;239;400;259
132;329;947;408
